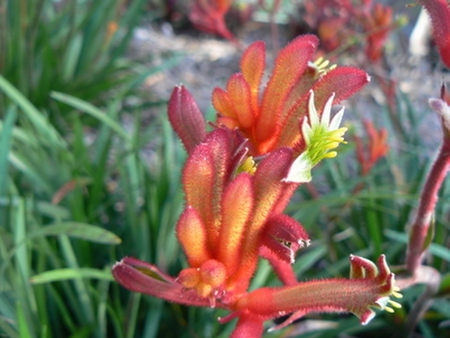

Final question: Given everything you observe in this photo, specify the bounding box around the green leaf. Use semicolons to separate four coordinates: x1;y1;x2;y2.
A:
32;222;121;245
16;301;32;338
30;268;114;284
0;106;17;197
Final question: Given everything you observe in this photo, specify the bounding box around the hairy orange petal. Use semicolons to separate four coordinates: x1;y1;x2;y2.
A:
255;35;318;145
212;87;236;118
182;130;231;246
251;147;294;227
227;73;254;129
218;173;254;274
176;207;211;267
183;143;215;229
217;116;240;129
231;148;294;292
240;41;265;115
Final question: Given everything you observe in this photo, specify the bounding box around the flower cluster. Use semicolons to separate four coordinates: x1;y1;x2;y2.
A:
298;0;395;62
354;120;389;176
113;36;400;337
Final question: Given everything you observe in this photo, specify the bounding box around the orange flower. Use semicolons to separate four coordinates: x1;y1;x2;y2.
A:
112;37;399;337
354;120;389;176
189;0;235;41
212;35;369;156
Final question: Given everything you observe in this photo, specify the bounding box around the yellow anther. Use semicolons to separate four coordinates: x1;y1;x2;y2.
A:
326;142;340;149
393;291;403;299
324;151;337;158
388;300;402;309
237;156;257;175
384;306;395;313
311;57;337;77
313;57;324;66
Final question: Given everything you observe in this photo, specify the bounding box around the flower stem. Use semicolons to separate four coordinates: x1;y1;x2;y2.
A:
405;130;450;274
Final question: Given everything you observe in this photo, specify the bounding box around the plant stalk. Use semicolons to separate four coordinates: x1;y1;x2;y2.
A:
405;125;450;274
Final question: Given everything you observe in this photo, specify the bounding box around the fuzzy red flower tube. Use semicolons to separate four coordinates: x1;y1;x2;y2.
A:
418;0;450;69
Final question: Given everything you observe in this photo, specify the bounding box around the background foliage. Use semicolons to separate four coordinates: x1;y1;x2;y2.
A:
0;0;449;337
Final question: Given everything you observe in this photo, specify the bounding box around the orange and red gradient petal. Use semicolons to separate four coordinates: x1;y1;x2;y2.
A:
240;41;266;114
182;129;231;245
218;173;254;274
255;35;319;146
232;148;294;291
251;148;294;227
176;206;211;267
212;87;237;118
227;73;254;129
168;85;206;153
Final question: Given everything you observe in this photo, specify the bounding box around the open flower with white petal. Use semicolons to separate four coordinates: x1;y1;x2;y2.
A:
285;90;348;183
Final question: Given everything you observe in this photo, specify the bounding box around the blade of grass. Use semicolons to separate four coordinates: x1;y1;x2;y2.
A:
365;189;383;258
142;298;164;338
0;106;17;197
50;91;131;142
30;268;113;284
58;235;94;324
125;293;142;338
31;222;121;245
12;197;38;337
16;301;32;338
